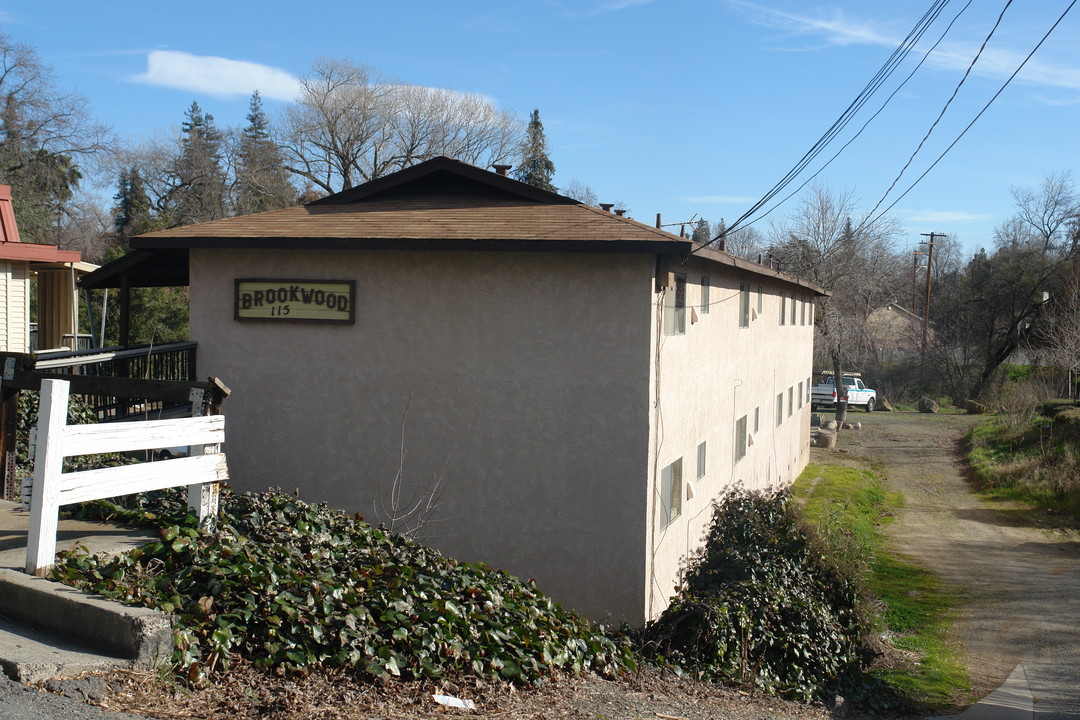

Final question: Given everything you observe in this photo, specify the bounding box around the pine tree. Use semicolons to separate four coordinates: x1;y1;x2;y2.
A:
691;218;711;244
114;166;156;238
513;109;556;192
236;91;295;215
172;101;228;226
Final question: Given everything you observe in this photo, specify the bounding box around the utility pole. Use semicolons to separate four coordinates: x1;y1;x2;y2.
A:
911;250;925;314
919;232;944;364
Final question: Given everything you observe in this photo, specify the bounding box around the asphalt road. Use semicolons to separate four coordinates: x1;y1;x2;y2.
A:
0;674;150;720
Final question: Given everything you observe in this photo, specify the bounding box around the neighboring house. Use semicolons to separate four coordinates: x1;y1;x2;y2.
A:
102;158;824;624
0;185;96;352
865;302;930;365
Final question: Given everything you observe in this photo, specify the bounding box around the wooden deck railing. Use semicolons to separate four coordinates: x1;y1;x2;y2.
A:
33;342;198;420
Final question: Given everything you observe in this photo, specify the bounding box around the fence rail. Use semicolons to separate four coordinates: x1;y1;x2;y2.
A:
24;378;227;576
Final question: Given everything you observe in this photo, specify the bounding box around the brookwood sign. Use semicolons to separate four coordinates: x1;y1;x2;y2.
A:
234;280;356;324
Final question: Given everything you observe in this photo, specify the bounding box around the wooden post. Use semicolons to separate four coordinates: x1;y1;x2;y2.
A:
25;379;69;576
187;387;219;525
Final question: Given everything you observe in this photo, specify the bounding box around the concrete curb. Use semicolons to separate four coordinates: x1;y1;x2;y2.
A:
925;663;1033;720
0;567;172;672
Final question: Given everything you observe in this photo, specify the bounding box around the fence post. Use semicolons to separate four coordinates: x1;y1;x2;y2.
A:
25;379;69;576
187;387;219;525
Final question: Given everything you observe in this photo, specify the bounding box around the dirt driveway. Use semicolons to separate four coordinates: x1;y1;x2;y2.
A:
823;411;1080;719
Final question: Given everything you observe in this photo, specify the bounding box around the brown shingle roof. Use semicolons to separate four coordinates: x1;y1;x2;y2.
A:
121;156;827;294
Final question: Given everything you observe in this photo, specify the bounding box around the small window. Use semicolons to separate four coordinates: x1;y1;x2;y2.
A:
806;377;812;403
734;415;747;463
800;297;807;325
754;406;760;433
798;381;804;408
701;277;710;314
739;282;750;328
779;293;786;325
664;273;687;335
810;301;815;325
788;387;794;417
697;442;707;478
757;285;763;313
776;393;784;426
791;294;797;325
660;459;683;525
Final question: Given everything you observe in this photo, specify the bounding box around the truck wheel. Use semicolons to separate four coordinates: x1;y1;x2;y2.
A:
865;398;875;413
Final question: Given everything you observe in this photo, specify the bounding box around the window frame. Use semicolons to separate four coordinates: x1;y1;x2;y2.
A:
660;458;683;525
701;276;711;314
739;282;750;328
734;415;748;464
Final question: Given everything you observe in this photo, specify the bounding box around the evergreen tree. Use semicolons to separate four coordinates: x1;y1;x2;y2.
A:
113;166;156;238
513;109;556;192
172;101;228;226
691;218;711;244
236;91;295;215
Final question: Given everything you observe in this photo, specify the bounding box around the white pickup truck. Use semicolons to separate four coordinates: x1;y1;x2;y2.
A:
811;373;877;412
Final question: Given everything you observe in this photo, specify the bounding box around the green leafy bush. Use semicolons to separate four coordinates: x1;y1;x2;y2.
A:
639;488;876;702
52;489;634;684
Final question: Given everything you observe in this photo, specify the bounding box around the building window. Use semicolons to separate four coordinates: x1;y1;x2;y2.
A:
739;282;750;328
779;292;786;325
810;301;815;325
776;393;784;426
664;273;687;335
790;294;797;325
757;285;763;314
697;442;707;478
701;277;710;314
800;296;807;325
798;381;804;408
788;387;794;417
754;406;760;433
660;459;683;525
806;378;812;403
734;415;747;463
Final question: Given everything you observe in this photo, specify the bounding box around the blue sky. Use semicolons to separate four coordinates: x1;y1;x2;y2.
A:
2;1;1078;257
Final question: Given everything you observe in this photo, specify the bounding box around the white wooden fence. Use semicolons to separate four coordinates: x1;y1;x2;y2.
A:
25;378;228;576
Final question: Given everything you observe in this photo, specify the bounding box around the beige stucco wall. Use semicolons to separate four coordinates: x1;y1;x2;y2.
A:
190;249;656;623
644;256;815;618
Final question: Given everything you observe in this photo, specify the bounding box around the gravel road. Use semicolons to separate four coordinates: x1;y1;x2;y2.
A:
831;410;1080;719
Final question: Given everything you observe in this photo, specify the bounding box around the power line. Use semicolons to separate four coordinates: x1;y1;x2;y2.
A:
733;0;975;235
858;0;1015;231
858;0;1078;232
711;0;954;243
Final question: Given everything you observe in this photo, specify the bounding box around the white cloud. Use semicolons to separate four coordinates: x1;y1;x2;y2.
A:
684;195;758;204
905;210;990;224
130;51;300;101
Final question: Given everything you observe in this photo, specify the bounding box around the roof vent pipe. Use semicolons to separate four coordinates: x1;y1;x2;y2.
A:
599;203;614;212
614;209;626;216
492;164;512;176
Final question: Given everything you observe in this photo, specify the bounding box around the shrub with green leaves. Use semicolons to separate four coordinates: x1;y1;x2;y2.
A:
639;488;874;702
52;490;634;684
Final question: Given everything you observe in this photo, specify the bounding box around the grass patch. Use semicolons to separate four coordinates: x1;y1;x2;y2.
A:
793;464;969;711
966;408;1080;522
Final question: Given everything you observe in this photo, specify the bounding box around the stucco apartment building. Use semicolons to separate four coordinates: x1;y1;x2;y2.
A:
125;157;824;624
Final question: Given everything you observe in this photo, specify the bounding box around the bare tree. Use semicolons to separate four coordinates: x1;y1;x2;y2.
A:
1011;172;1079;252
769;185;901;420
1027;278;1080;399
0;31;114;243
562;179;598;206
278;58;522;194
